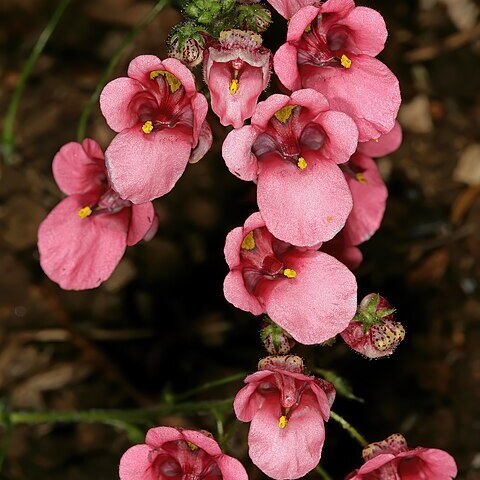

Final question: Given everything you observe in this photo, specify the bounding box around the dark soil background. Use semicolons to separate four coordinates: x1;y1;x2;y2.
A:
1;0;479;478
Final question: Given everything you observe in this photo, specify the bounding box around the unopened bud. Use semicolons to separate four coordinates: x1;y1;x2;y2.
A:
168;24;207;68
260;318;295;354
341;293;405;359
236;4;272;33
258;355;304;374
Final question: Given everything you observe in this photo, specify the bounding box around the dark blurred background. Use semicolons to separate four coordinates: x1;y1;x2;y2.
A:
0;0;479;478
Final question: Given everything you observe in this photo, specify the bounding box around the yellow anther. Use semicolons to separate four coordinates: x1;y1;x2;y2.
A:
356;173;367;184
150;70;181;93
297;157;307;170
142;120;154;134
230;78;239;95
341;54;352;69
278;415;288;428
241;231;256;250
283;268;297;279
274;105;296;123
186;441;199;451
77;206;92;218
304;23;312;33
374;138;379;143
326;216;333;222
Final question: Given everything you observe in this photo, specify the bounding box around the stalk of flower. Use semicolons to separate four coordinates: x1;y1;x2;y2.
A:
272;0;401;142
223;212;357;345
222;88;358;246
37;139;158;290
234;355;335;479
346;433;458;479
100;55;212;204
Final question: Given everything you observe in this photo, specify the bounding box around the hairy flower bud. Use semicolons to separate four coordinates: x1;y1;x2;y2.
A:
168;23;207;68
236;4;272;33
185;0;235;24
260;317;295;354
341;293;405;359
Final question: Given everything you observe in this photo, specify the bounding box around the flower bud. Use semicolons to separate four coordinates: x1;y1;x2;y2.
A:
185;0;235;24
341;293;405;359
168;24;207;68
236;4;272;33
260;317;295;354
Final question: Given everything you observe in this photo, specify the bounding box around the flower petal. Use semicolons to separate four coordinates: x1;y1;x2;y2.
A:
105;126;192;203
127;202;156;246
265;0;318;19
38;194;128;290
274;43;302;92
145;426;183;447
119;444;157;480
216;454;249;480
224;270;264;315
189;119;212;164
181;430;222;456
127;54;164;86
358;120;402;157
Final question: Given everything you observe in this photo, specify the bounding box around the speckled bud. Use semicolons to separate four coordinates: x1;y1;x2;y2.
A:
341;293;405;359
260;318;295;354
258;355;304;374
169;36;204;67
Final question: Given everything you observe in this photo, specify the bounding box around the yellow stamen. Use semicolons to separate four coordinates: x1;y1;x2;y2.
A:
150;70;181;93
241;231;256;250
186;441;199;451
326;216;333;222
230;78;239;95
278;415;288;428
297;157;307;170
274;105;296;123
356;173;367;184
304;23;312;33
283;268;297;279
374;138;379;143
142;120;154;134
341;54;352;69
77;206;92;218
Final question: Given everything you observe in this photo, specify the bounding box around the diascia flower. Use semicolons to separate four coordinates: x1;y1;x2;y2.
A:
100;55;212;203
346;433;458;479
204;29;271;128
340;121;403;246
273;0;401;142
222;89;358;246
37;140;158;290
223;212;357;344
234;355;335;480
119;426;248;480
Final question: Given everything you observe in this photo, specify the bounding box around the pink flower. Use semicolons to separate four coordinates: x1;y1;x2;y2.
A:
223;212;357;344
340;121;402;245
222;89;358;246
119;426;248;480
100;55;212;203
346;433;458;479
273;0;401;142
38;140;158;290
234;355;335;480
322;230;363;270
341;293;405;359
204;29;271;128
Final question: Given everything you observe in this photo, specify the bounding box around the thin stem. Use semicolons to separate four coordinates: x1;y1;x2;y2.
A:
0;402;12;474
76;0;169;141
1;0;73;164
8;398;233;426
315;465;333;480
175;372;246;401
330;410;368;447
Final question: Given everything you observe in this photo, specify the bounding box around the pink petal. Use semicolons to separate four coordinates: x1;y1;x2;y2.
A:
262;251;357;344
82;138;104;160
38;194;128;290
265;0;318;19
287;6;320;43
336;7;387;57
161;57;198;96
248;393;325;479
343;152;388;245
208;62;265;128
399;449;458;479
316;111;359;164
251;94;290;129
127;55;164;86
322;232;363;270
358;120;402;157
301;55;401;142
291;88;330;117
119;444;156;480
216;454;249;480
145;426;183;447
234;372;273;421
105;126;193;203
181;430;222;456
100;77;146;133
190;93;209;147
222;125;260;181
224;270;264;315
189;119;212;164
320;0;355;15
52;141;106;196
127;202;156;246
257;154;353;246
357;454;397;474
274;43;302;92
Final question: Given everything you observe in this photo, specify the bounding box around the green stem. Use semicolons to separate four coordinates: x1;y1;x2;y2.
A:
1;0;73;164
76;0;169;141
315;465;333;480
330;410;368;447
0;402;12;473
8;398;233;426
175;372;246;401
